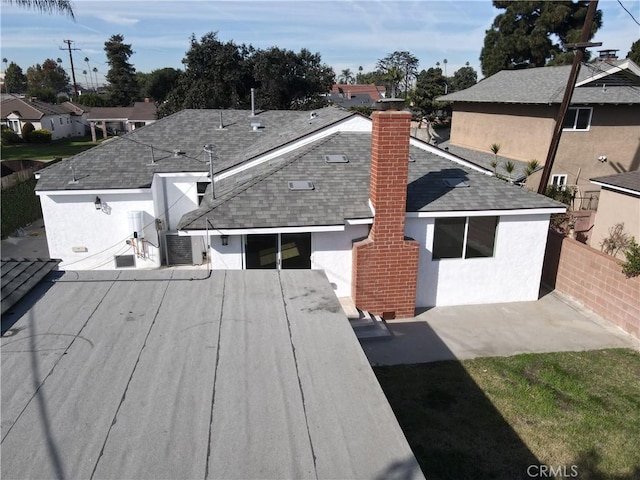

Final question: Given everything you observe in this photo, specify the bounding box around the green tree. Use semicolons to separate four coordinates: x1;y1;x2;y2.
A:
450;62;477;92
145;67;181;103
161;32;253;116
252;47;334;110
338;68;354;84
104;34;138;106
4;62;27;93
26;58;69;95
377;51;419;96
628;39;640;63
2;0;74;18
480;1;603;77
411;67;447;117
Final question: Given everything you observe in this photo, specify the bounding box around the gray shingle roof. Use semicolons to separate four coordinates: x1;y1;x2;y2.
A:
36;107;354;191
1;258;60;315
590;170;640;194
438;61;640;105
178;132;564;230
1;97;77;120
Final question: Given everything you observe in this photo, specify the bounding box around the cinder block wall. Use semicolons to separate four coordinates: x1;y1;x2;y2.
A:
543;231;640;339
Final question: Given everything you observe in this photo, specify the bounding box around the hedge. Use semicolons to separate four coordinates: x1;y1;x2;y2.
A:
1;177;42;239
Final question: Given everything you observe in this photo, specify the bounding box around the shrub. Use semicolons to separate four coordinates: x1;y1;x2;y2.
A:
1;127;21;145
0;177;42;239
28;129;52;144
622;238;640;278
21;121;35;141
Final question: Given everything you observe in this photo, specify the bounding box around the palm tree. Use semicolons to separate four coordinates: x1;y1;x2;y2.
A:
490;143;500;174
443;58;448;77
357;65;363;84
3;0;75;19
82;70;89;90
84;57;94;90
338;68;354;85
92;67;99;90
504;160;515;182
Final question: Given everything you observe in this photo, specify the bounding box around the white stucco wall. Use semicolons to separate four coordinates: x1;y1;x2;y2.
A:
312;225;369;297
209;234;244;269
153;174;208;231
39;191;161;270
406;213;551;307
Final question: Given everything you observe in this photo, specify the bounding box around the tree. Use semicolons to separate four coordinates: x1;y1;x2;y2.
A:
161;32;253;115
411;67;447;117
145;68;181;103
104;34;138;106
450;62;477;92
26;58;69;95
2;0;74;18
480;1;603;77
338;68;354;84
4;62;27;93
376;51;419;96
252;47;334;110
628;39;640;64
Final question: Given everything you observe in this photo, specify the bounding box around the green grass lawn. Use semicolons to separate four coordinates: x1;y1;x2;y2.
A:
375;349;640;480
1;135;104;161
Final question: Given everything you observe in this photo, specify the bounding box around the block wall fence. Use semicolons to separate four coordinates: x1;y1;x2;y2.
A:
543;230;640;339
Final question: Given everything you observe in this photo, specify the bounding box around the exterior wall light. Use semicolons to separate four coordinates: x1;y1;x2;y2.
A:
94;196;102;210
221;235;229;246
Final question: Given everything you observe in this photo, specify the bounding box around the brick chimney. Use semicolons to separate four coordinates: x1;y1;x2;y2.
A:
352;103;420;319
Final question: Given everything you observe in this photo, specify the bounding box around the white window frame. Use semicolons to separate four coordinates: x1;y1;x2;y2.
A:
551;174;568;189
432;216;499;260
8;119;20;133
562;107;592;131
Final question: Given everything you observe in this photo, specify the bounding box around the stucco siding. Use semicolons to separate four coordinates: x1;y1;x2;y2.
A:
39;191;160;269
312;225;369;298
406;214;551;307
449;103;556;162
590;188;640;257
209;235;244;269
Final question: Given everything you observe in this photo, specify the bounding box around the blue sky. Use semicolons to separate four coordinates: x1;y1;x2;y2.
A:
1;0;639;87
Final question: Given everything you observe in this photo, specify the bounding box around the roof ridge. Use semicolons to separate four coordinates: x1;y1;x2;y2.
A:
179;133;340;229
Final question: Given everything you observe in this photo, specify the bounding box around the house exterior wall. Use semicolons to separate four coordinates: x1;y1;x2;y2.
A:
450;103;640;195
312;225;369;297
449;103;556;162
543;231;640;340
406;213;551;307
589;188;640;256
6;112;84;140
154;174;208;231
39;191;161;270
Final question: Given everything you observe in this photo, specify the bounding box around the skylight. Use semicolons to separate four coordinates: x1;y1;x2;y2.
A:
442;178;469;188
288;181;314;191
324;155;349;163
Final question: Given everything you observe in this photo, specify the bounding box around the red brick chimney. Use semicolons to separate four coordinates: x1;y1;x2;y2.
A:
352;104;420;319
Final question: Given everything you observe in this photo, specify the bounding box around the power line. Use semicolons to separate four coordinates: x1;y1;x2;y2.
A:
617;0;640;26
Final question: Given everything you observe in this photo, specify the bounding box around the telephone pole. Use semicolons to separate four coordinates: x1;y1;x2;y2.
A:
537;0;601;194
60;39;80;96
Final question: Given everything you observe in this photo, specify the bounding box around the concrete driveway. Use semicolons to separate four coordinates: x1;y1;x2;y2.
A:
361;290;639;366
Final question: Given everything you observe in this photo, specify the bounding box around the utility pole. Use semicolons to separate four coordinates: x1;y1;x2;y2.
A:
60;39;80;96
537;0;601;194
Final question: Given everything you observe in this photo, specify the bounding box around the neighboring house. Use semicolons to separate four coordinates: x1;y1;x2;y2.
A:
589;170;640;257
85;100;157;140
327;84;385;109
1;96;87;140
438;59;640;208
35;104;564;316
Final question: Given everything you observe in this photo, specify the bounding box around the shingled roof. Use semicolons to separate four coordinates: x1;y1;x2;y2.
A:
1;96;85;120
36;107;354;191
178;132;564;231
591;170;640;195
438;60;640;105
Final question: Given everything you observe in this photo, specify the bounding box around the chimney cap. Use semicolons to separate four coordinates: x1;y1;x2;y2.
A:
374;98;406;111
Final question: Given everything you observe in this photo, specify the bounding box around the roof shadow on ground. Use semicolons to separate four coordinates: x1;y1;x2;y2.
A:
366;321;541;480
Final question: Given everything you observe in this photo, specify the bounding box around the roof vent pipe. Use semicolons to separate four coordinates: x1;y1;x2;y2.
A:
250;88;256;117
219;111;223;129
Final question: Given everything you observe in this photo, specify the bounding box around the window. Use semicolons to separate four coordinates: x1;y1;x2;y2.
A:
433;216;498;259
8;119;20;133
551;174;568;189
562;107;592;131
196;182;209;205
59;118;63;125
50;119;55;131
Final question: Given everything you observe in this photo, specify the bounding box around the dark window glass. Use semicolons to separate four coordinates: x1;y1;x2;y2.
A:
245;234;278;269
466;217;498;258
576;109;591;129
562;109;577;129
281;233;311;269
433;218;465;259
